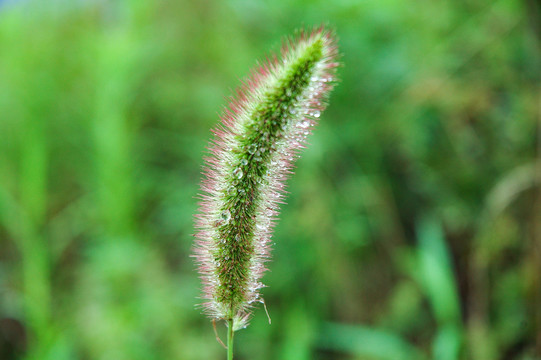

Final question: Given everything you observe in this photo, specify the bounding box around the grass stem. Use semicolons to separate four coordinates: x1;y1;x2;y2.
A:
227;319;234;360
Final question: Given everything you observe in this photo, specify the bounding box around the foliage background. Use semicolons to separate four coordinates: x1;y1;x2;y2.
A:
0;0;540;359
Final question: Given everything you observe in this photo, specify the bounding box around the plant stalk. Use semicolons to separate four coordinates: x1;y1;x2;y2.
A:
227;319;234;360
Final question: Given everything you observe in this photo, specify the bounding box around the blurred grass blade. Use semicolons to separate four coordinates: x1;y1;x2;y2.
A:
416;216;462;360
433;325;462;360
317;322;426;360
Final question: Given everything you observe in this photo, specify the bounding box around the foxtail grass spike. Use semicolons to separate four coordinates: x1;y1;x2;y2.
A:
194;26;339;331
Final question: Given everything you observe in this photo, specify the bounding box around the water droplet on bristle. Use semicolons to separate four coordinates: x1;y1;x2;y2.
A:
221;210;231;223
298;120;311;129
228;186;236;195
240;159;248;166
248;144;257;154
233;167;244;179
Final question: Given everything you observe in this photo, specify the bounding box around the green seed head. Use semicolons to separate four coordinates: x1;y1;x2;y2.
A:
194;26;339;330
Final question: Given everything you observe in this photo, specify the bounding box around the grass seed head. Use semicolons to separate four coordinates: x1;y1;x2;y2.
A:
194;26;340;330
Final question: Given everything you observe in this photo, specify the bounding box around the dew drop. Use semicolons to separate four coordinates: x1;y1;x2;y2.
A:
240;158;248;166
233;167;243;179
220;210;231;224
298;120;311;129
227;186;236;195
248;144;257;154
312;110;321;118
235;234;241;242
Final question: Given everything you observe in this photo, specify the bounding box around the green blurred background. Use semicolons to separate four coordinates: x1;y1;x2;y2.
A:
0;0;540;359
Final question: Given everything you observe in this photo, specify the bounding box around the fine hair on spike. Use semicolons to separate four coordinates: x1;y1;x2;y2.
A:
193;25;340;331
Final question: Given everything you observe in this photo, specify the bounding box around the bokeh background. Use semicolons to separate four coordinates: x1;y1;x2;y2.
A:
0;0;540;359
